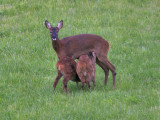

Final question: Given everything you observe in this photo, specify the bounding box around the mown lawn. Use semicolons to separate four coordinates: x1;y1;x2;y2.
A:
0;0;160;119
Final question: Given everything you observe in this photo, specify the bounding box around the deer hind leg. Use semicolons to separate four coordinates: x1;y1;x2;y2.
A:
92;66;96;87
91;72;96;87
62;76;70;93
96;58;109;86
81;76;85;91
62;74;73;93
53;71;62;91
92;77;96;87
76;72;85;91
76;82;78;87
81;80;85;91
97;56;116;89
86;77;91;92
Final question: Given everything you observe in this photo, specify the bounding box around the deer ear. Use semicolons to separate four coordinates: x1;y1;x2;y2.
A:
45;20;52;29
57;20;63;29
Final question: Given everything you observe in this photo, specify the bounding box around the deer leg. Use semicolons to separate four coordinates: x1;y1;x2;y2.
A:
92;66;96;87
92;77;96;87
77;72;85;91
76;82;78;87
96;58;109;86
62;77;70;93
81;81;85;91
106;58;116;89
53;71;62;91
91;73;96;87
97;56;116;89
86;78;91;92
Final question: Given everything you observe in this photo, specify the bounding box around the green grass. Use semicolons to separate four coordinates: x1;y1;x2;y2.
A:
0;0;160;119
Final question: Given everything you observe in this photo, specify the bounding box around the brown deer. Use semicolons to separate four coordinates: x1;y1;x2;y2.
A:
76;52;96;91
53;56;80;93
45;20;116;89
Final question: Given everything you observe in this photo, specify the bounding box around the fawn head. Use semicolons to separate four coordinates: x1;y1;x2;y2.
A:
89;52;96;63
45;20;63;41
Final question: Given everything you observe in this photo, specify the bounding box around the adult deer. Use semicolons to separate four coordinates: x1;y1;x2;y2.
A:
45;20;116;89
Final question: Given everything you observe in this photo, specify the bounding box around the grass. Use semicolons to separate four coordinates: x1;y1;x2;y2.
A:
0;0;160;119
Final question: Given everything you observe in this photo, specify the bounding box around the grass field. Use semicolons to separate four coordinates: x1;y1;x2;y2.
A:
0;0;160;119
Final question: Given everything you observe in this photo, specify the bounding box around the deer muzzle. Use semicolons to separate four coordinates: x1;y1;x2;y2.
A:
52;38;56;41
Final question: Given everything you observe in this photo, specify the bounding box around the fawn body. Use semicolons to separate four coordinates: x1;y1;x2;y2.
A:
53;57;80;93
76;52;96;91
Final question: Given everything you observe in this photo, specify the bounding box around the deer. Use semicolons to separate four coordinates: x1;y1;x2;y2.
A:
76;52;96;91
45;20;116;89
53;56;80;93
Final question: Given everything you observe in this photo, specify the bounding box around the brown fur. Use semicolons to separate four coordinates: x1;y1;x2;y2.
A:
53;57;80;93
45;20;116;89
76;52;96;91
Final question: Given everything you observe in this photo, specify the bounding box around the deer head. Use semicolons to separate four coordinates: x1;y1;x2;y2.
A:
45;20;63;41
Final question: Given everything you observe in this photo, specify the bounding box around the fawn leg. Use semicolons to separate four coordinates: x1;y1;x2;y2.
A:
77;72;85;91
91;72;96;87
53;71;62;90
76;82;78;87
62;77;70;93
81;82;85;91
97;55;116;89
92;77;96;87
86;80;91;92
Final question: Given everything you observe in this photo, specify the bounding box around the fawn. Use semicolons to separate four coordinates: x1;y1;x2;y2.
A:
53;57;80;93
76;52;96;91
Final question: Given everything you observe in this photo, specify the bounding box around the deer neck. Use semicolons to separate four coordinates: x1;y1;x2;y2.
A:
52;38;61;53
